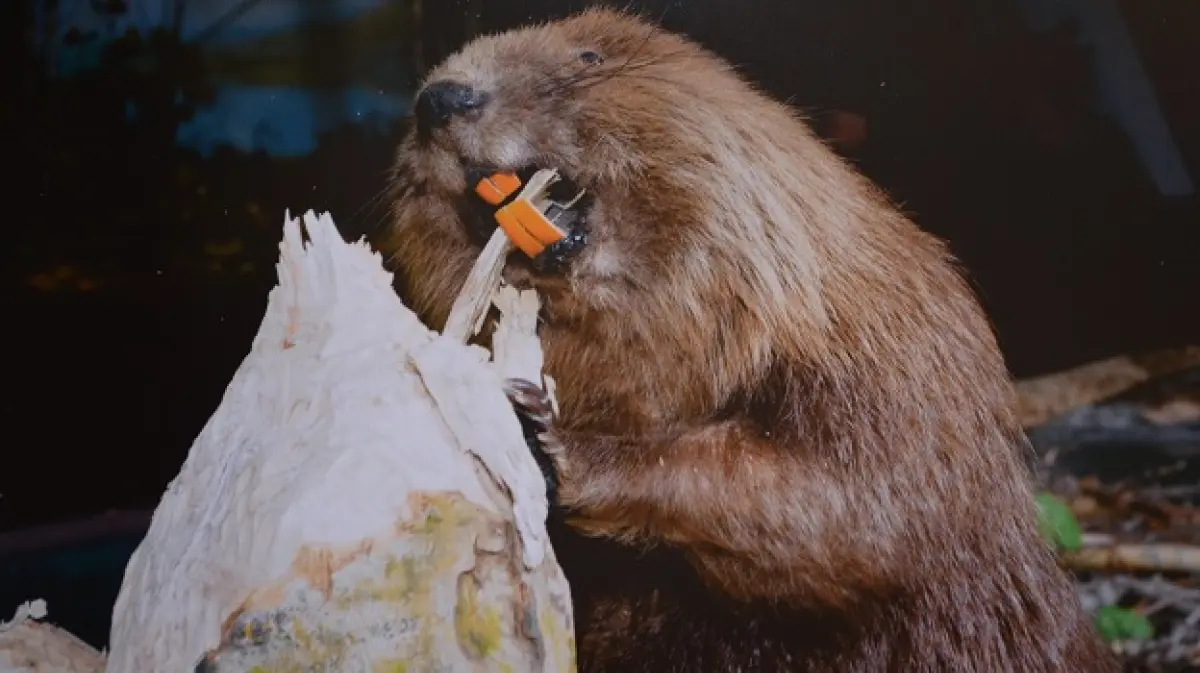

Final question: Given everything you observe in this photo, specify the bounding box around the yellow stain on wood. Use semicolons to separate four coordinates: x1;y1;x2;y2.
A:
289;620;314;652
210;492;572;670
372;660;409;673
539;605;578;673
455;572;504;659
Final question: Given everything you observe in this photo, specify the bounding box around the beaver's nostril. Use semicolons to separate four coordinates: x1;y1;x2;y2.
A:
414;80;490;133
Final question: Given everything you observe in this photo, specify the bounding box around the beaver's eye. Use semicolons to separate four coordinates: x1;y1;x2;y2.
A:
579;50;604;65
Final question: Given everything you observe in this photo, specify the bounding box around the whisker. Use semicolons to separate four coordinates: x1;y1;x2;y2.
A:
536;57;608;98
535;8;673;99
538;48;694;99
546;50;695;95
604;13;663;81
347;186;396;240
349;176;394;223
347;160;424;241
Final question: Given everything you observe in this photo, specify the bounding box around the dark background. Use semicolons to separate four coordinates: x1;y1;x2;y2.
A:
2;0;1197;647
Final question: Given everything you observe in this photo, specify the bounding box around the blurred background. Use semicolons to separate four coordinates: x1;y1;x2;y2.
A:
2;0;1197;652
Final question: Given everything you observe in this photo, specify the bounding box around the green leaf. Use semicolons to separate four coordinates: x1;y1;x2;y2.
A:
1034;492;1082;552
1093;605;1155;642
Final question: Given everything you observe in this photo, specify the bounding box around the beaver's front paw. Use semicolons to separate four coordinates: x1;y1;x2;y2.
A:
503;377;564;506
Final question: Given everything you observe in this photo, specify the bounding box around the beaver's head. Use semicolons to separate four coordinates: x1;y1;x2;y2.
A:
389;8;831;331
391;10;756;291
400;9;698;197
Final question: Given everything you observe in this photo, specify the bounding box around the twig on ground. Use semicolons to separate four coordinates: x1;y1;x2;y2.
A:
1064;543;1200;574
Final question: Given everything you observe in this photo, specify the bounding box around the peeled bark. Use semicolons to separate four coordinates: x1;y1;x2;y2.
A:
98;211;574;672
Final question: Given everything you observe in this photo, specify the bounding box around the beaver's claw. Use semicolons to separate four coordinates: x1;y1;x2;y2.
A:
503;377;562;506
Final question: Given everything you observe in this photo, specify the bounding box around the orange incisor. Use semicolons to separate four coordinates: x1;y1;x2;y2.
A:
472;169;581;258
473;171;522;206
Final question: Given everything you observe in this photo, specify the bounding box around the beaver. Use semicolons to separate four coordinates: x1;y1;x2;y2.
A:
376;7;1120;672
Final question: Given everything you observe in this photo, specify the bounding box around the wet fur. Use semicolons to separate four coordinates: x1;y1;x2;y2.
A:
376;8;1118;672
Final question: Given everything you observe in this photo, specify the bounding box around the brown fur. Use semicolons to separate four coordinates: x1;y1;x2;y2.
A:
376;8;1119;672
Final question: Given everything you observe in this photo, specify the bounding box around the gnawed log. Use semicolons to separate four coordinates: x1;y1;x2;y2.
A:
1014;346;1199;428
100;211;574;672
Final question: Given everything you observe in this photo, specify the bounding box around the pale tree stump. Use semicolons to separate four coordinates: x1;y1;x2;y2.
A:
88;210;574;672
0;601;104;673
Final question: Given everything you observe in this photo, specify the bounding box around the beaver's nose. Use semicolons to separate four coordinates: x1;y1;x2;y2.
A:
414;80;489;132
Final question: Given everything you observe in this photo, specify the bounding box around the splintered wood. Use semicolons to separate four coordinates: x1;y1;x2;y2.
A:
95;210;574;672
443;225;515;342
443;167;566;342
